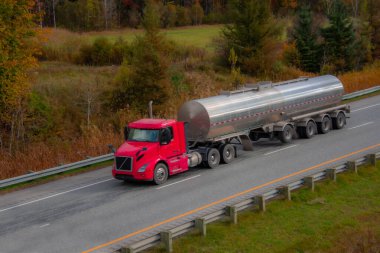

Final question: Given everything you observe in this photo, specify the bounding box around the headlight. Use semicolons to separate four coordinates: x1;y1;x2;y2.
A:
138;163;149;172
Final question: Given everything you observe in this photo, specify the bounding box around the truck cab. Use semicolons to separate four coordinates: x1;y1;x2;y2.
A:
112;119;189;184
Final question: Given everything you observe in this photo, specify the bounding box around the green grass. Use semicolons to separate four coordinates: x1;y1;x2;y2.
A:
86;25;222;49
148;163;380;253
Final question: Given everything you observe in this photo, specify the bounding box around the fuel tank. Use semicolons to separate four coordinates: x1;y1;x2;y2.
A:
178;75;344;141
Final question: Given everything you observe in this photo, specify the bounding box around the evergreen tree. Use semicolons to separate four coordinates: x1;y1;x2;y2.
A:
294;6;321;73
221;0;282;74
110;0;171;113
368;0;380;59
321;0;357;72
356;0;373;66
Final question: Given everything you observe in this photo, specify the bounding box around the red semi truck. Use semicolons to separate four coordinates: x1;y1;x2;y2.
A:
112;75;349;184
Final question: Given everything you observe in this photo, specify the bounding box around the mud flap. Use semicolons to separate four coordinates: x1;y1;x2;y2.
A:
239;135;253;151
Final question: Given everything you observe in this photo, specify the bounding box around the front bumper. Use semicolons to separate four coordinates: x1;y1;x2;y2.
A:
112;169;153;181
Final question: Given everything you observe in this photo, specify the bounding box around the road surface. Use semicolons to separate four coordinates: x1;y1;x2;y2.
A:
0;95;379;253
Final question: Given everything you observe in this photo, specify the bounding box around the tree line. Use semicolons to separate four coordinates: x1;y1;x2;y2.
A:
2;0;380;156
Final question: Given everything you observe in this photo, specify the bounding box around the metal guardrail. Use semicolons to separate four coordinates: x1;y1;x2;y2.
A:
0;86;379;189
0;153;114;189
342;85;380;100
113;152;379;253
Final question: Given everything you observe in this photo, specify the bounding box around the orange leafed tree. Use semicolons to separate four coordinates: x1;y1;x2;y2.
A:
0;0;40;152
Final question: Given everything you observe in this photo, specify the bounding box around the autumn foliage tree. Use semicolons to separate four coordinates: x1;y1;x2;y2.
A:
0;0;39;152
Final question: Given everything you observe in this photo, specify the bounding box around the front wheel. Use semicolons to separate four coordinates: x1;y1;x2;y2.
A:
153;163;168;185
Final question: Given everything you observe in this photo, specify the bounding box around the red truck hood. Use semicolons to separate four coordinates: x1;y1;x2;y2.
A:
115;141;159;157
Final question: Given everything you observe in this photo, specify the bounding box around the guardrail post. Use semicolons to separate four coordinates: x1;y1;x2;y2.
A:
226;206;238;224
278;185;291;201
347;161;358;173
195;218;207;236
256;195;266;212
367;154;377;167
160;231;173;253
326;168;337;181
304;177;315;192
120;247;134;253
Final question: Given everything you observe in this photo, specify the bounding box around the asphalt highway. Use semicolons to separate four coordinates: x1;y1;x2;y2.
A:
0;95;380;253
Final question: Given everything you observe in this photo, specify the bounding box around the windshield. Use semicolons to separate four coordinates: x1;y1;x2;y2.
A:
127;128;160;142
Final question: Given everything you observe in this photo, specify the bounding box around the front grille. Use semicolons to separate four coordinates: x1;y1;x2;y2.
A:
115;156;132;171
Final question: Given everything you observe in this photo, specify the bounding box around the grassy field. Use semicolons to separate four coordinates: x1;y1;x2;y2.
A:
148;163;380;253
45;25;222;50
87;25;222;48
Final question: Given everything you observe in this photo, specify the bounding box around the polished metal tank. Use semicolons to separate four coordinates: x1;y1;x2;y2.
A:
178;75;344;141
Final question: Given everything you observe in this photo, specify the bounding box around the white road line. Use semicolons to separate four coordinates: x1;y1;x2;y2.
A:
348;121;374;130
0;178;113;213
156;174;201;190
39;223;50;228
264;145;298;156
351;103;380;112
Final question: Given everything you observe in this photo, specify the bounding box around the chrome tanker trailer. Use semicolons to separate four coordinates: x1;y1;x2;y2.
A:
113;75;349;184
178;75;349;167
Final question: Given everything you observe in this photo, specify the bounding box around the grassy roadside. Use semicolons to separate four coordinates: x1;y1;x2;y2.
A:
148;163;380;253
0;160;113;194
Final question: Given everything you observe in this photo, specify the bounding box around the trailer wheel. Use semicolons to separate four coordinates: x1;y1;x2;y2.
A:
206;148;220;168
220;144;235;164
332;112;346;129
249;132;260;141
305;121;317;138
317;116;331;134
153;163;168;185
299;121;316;139
278;125;293;143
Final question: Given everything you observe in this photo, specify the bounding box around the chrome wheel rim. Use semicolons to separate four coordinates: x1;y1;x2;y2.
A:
156;167;166;181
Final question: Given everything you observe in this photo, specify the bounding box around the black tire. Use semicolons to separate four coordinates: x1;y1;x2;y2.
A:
317;116;331;134
249;132;260;141
305;121;317;138
332;112;346;129
220;144;235;164
297;127;306;139
298;121;316;139
153;163;168;185
278;125;293;143
206;148;220;168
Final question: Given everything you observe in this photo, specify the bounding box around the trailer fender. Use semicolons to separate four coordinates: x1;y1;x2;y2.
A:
313;114;331;123
329;110;346;118
273;121;294;132
296;118;316;127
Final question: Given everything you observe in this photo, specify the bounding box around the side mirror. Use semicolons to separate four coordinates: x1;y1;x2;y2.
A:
123;126;129;141
160;128;172;145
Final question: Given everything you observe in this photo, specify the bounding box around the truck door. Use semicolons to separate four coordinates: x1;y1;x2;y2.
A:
159;126;182;173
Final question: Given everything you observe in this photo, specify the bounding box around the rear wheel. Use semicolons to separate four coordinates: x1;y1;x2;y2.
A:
220;144;235;164
153;163;168;185
317;116;331;134
249;132;260;141
278;125;293;143
332;112;346;129
206;148;220;168
298;121;317;139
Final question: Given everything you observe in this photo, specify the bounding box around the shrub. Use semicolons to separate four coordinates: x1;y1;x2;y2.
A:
76;37;130;66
